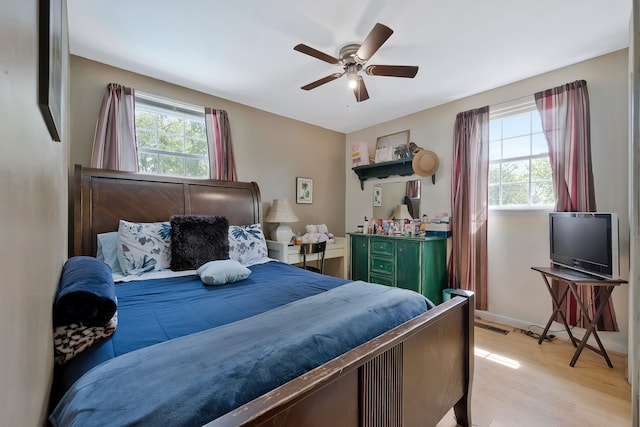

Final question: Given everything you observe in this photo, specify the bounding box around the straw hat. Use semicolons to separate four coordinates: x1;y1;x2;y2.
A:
412;150;439;177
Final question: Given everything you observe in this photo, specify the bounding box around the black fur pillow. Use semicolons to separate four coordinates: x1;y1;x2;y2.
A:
170;215;230;271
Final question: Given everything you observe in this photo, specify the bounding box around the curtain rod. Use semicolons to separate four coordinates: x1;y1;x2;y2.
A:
135;90;204;116
489;93;537;119
490;93;534;110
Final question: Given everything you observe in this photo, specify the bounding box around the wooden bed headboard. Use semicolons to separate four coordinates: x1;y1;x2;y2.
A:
72;164;262;257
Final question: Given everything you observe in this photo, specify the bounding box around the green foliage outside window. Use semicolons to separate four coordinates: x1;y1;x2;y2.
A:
135;107;208;178
489;108;554;207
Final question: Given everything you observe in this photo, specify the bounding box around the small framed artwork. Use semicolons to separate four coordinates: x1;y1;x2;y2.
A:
296;177;313;204
38;0;63;142
373;186;382;207
376;130;410;151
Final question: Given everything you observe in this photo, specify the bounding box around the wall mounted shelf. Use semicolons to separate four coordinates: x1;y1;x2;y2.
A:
352;159;434;190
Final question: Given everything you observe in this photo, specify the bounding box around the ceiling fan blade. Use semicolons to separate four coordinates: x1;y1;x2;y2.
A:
365;65;419;78
301;73;344;90
352;76;370;102
355;23;393;62
294;44;340;65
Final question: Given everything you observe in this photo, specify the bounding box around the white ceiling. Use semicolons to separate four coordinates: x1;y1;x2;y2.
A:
67;0;631;134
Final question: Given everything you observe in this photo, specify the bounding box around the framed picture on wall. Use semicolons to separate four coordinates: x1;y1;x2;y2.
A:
296;177;313;204
376;130;410;151
373;186;382;207
38;0;63;142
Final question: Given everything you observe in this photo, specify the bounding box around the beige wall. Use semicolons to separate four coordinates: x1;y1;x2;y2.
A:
346;49;630;353
0;0;70;425
70;56;346;241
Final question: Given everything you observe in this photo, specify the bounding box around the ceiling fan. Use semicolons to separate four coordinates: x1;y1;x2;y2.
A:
294;23;418;102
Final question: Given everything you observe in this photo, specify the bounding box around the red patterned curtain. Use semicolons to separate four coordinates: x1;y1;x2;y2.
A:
449;106;490;310
91;83;138;171
204;108;237;181
535;80;617;331
405;180;419;198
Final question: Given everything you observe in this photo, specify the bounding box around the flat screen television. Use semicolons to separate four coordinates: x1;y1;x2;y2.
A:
549;212;619;279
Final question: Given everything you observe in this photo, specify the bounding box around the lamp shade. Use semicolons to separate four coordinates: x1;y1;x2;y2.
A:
265;199;299;223
392;204;413;221
265;199;299;243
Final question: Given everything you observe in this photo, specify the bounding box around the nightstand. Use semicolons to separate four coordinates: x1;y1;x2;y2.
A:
266;236;347;278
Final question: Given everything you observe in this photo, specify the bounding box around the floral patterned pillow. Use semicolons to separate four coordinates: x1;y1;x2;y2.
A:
228;223;268;266
117;220;172;275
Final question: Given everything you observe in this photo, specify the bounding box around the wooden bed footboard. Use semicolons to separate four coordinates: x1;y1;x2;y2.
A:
209;290;474;427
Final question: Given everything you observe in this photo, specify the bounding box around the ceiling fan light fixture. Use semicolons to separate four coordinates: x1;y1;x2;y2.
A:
348;75;358;89
347;64;358;89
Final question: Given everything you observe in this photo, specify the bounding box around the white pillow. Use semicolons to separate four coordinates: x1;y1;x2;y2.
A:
117;220;171;276
96;231;122;274
228;223;269;266
197;259;251;285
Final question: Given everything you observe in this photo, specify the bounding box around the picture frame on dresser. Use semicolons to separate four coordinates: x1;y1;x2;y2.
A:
38;0;63;142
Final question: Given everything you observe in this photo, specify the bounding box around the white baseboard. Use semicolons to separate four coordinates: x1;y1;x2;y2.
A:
476;310;628;355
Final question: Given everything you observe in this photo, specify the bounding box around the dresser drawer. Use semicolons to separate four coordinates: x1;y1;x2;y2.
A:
370;239;394;256
370;272;394;286
370;256;395;276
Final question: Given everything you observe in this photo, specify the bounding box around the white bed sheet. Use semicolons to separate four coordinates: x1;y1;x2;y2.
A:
112;256;275;283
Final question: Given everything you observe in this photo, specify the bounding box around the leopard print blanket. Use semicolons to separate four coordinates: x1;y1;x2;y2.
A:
54;312;118;365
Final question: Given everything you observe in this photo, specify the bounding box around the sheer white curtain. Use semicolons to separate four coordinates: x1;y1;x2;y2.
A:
535;79;617;331
448;106;490;310
91;83;138;171
204;108;237;181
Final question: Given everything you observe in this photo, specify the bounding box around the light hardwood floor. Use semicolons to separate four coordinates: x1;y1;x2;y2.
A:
436;321;631;427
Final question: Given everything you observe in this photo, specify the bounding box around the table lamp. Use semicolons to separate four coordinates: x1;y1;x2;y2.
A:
265;199;299;243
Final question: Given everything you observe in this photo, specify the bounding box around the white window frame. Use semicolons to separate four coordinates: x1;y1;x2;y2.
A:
134;92;209;178
488;97;554;212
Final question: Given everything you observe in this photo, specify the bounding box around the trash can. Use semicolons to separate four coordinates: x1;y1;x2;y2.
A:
442;288;455;302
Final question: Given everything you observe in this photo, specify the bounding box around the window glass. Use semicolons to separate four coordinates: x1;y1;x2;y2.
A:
501;114;530;139
531;133;548;156
134;93;209;178
502;135;530;159
489;98;553;208
489;139;501;161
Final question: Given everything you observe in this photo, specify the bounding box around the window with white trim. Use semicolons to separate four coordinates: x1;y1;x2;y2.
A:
489;97;553;208
134;93;209;178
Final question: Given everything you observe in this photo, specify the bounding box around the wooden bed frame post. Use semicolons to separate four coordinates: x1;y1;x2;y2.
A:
452;289;474;426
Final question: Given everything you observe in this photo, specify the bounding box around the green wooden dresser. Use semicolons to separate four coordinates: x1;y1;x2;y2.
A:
349;233;448;304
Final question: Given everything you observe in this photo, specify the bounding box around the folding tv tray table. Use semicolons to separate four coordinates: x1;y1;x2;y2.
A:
531;266;626;367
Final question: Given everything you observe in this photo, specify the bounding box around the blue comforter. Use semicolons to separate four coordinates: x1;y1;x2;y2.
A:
50;280;428;426
50;261;354;403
